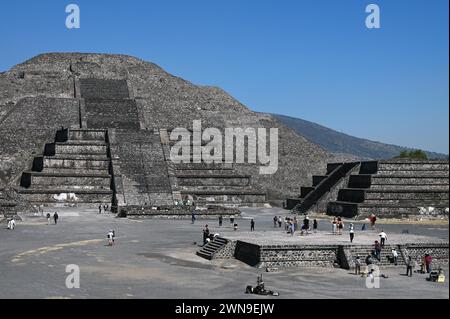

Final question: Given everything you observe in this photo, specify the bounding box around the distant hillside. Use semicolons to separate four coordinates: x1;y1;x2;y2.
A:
272;114;448;160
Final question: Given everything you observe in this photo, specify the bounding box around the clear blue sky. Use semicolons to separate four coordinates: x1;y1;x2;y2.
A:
0;0;448;153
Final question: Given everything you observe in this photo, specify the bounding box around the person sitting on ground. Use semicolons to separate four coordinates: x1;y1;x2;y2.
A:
365;254;374;266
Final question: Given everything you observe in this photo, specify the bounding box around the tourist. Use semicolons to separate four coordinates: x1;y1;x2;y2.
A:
46;212;51;225
379;230;387;247
355;256;361;275
7;218;16;230
361;223;366;231
219;215;223;227
424;254;433;273
373;241;382;261
98;204;102;214
349;223;355;243
234;223;238;231
303;215;310;234
203;225;210;245
391;248;398;266
107;230;114;246
293;217;298;231
250;219;255;232
273;216;277;227
103;204;108;212
277;216;282;228
406;256;414;277
191;212;196;224
313;219;318;233
337;217;344;235
365;253;374;266
53;212;59;225
112;230;116;245
230;215;235;225
369;213;377;230
331;218;337;235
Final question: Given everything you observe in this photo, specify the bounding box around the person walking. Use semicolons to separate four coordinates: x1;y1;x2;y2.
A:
303;215;310;234
349;223;355;243
355;256;361;275
391;248;399;266
107;230;114;246
191;212;196;224
424;254;433;273
331;218;337;235
337;217;344;235
374;240;382;261
277;216;282;228
53;212;59;225
273;216;277;228
406;256;413;277
379;230;387;247
98;204;102;214
7;218;16;230
218;215;223;227
230;215;235;225
203;225;210;245
313;219;318;233
250;219;255;232
369;213;377;230
46;212;51;225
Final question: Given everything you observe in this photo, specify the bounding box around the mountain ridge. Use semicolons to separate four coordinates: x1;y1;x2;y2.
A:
271;113;448;160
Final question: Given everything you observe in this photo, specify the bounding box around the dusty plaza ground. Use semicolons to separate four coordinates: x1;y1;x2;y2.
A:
0;207;448;299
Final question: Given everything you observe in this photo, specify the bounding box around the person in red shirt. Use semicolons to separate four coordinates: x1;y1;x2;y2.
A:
424;254;433;273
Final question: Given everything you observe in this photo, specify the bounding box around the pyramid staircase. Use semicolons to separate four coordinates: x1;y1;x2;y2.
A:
288;162;360;212
18;128;114;206
160;130;267;207
196;236;229;260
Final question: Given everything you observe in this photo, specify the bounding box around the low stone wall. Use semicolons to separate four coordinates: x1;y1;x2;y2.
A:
218;240;449;269
121;205;241;219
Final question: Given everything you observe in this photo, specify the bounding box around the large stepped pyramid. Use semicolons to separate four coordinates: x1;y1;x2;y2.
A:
289;159;449;218
18;128;114;205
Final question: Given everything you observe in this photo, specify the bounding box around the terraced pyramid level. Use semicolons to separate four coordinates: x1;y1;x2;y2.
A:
160;130;267;207
18;129;114;205
327;160;449;218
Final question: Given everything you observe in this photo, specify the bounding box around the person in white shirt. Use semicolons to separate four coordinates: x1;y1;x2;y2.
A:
379;230;387;247
391;248;399;265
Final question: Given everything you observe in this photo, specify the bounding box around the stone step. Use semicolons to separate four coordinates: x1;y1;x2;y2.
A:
21;172;111;189
174;163;234;170
176;169;238;175
370;184;449;191
48;154;110;160
372;176;449;185
55;143;107;155
43;157;110;170
178;185;251;191
363;199;449;206
338;188;449;202
68;129;107;141
376;169;449;177
42;168;110;175
18;188;113;204
177;176;250;187
378;162;449;171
